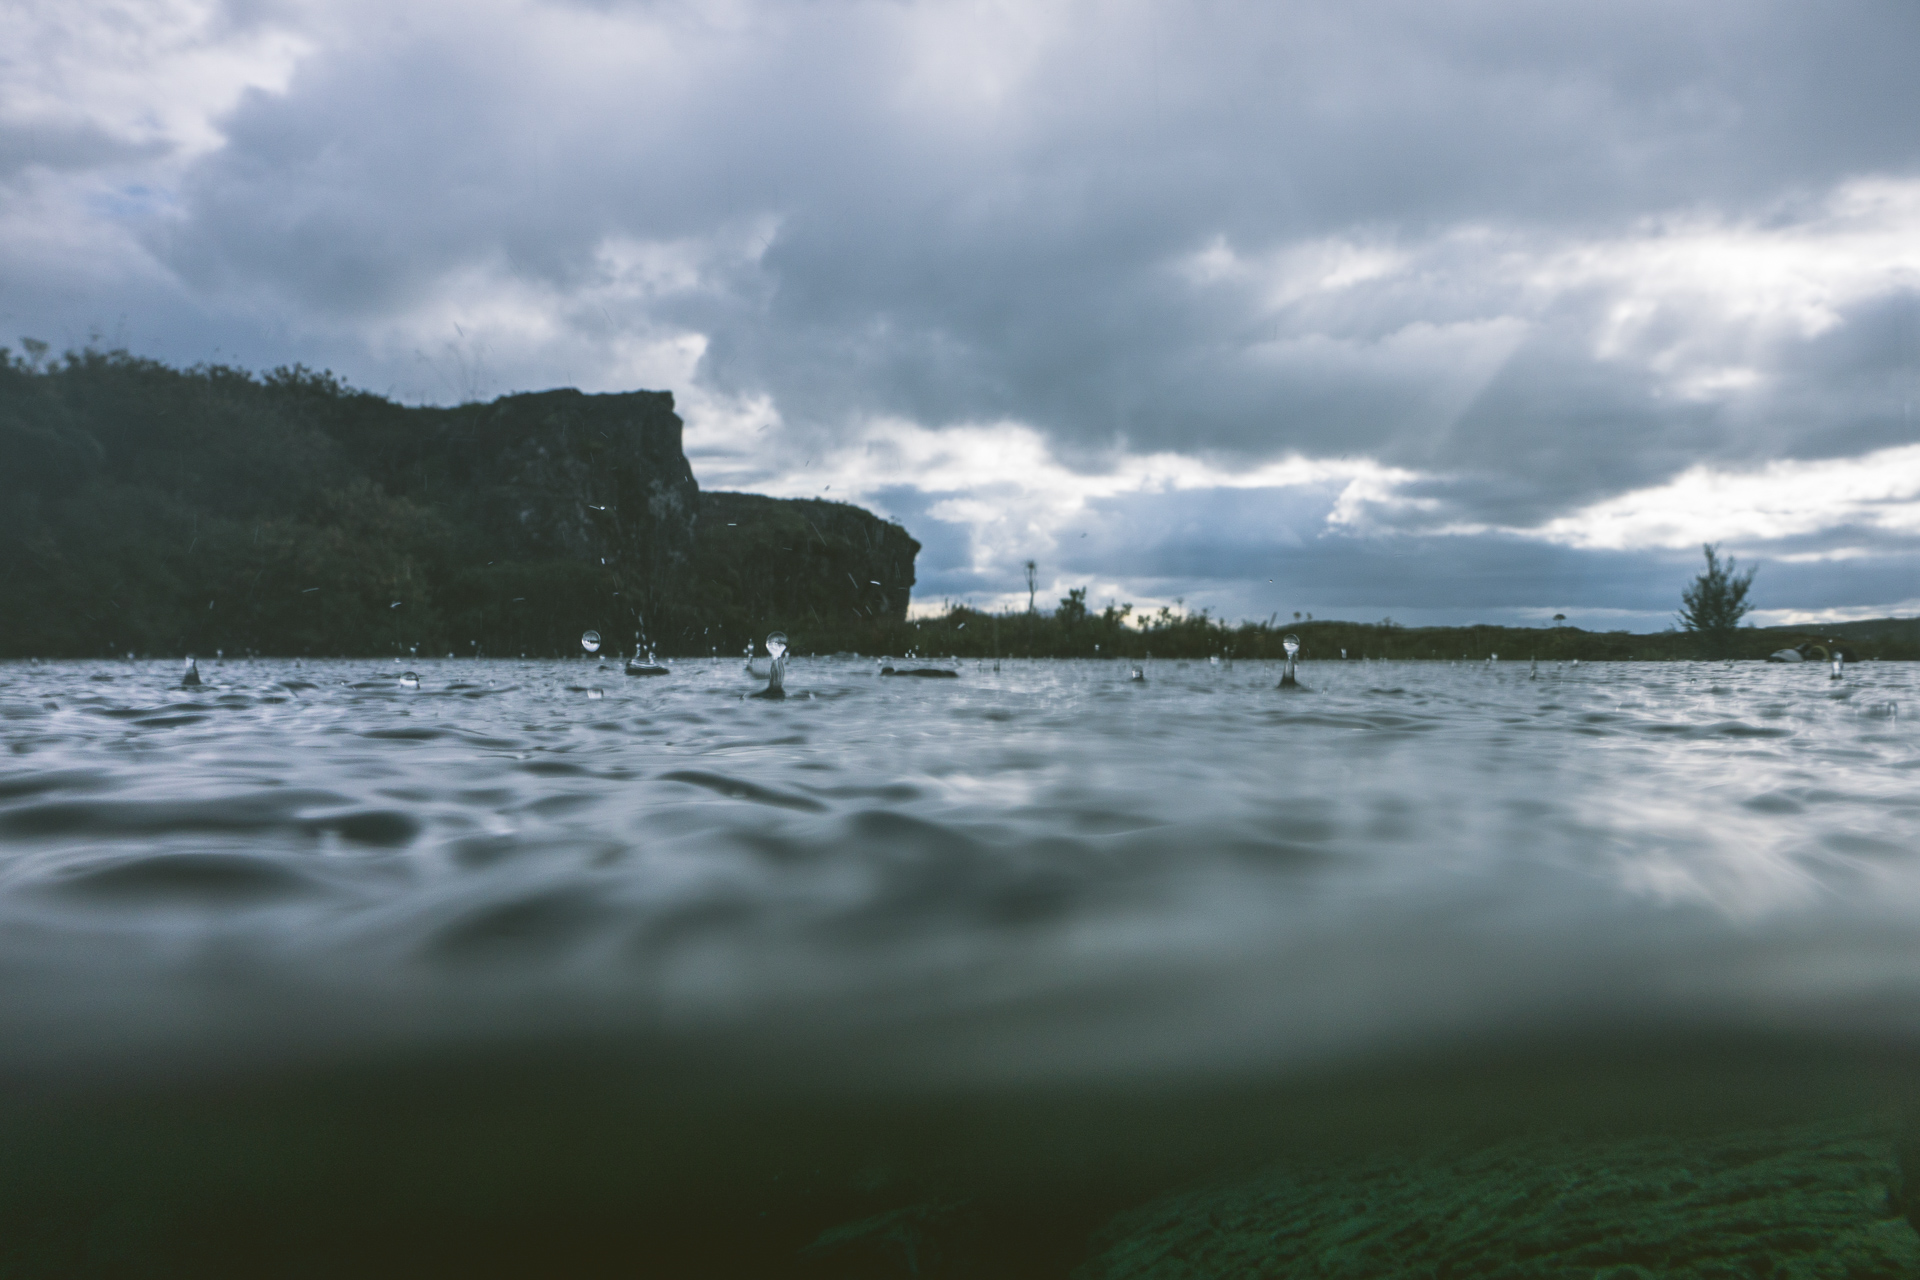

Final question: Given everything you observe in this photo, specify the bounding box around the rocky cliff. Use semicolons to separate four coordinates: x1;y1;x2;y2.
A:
0;350;918;657
694;491;920;643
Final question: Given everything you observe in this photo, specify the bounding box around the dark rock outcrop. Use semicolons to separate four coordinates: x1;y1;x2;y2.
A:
693;492;919;642
0;351;920;657
343;388;704;641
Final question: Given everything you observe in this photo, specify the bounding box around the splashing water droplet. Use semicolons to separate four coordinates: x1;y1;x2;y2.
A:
581;630;602;654
399;671;419;689
1278;635;1302;689
750;632;791;698
587;687;605;700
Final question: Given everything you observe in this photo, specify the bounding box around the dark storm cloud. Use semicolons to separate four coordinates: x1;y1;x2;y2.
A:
15;0;1920;620
155;2;1920;428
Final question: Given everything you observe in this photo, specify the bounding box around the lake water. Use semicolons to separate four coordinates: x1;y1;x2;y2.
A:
2;655;1917;1276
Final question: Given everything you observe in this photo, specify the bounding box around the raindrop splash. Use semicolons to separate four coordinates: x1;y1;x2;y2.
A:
399;671;419;689
751;631;789;700
581;630;602;655
181;656;202;688
1278;634;1301;690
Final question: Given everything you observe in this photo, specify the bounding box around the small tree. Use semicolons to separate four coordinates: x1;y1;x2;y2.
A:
1678;544;1755;642
1057;587;1088;624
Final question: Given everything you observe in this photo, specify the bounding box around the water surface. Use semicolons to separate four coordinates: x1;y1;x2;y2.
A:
2;656;1916;1274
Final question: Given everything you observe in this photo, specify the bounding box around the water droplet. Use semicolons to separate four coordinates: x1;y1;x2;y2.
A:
581;630;602;654
399;671;419;689
390;601;402;609
1278;635;1301;689
752;632;790;698
1129;666;1145;682
587;687;605;700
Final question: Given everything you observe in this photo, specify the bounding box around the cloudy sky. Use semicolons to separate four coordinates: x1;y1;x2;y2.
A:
6;0;1919;627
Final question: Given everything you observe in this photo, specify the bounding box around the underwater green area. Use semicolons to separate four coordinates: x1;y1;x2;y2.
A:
5;1039;1918;1278
9;1115;1912;1278
1075;1123;1917;1280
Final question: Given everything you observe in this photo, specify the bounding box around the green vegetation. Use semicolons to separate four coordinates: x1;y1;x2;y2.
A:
1080;1120;1916;1279
1678;543;1756;655
790;595;1919;662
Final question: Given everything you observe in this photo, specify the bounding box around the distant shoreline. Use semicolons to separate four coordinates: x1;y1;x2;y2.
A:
736;607;1919;664
24;615;1910;663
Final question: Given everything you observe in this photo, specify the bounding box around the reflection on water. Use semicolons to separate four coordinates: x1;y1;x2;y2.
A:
1;656;1917;1274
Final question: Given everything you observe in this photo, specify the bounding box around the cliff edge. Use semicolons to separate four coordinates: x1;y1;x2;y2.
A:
0;349;918;657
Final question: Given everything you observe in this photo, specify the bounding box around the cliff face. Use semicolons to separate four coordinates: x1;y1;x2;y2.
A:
0;351;922;657
342;389;703;638
694;492;920;641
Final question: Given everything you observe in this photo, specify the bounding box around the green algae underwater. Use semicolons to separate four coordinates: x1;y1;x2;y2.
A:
5;1034;1920;1277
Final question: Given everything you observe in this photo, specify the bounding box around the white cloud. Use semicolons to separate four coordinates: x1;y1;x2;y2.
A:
0;0;309;159
1531;442;1920;551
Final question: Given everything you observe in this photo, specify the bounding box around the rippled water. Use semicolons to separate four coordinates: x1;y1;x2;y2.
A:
3;655;1917;1274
